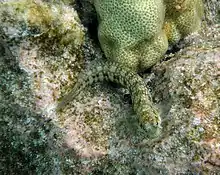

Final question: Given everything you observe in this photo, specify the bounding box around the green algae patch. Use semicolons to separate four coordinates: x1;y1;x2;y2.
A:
1;0;84;49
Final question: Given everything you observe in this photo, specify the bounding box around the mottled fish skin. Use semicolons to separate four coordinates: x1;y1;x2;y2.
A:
57;61;161;138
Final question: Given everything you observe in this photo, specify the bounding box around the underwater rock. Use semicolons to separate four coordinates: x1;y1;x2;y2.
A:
0;0;219;174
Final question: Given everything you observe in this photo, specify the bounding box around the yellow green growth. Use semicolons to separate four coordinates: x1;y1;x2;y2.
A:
94;0;204;72
164;0;204;44
1;0;84;48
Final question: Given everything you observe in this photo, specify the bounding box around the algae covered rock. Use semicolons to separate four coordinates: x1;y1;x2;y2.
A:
71;0;219;174
0;0;85;109
0;0;86;173
84;25;220;174
147;37;220;174
0;0;219;174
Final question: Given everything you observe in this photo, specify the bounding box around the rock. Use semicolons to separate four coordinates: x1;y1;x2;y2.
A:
0;0;85;174
0;0;219;174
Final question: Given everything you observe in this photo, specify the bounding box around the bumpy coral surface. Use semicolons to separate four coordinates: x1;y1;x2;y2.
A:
94;0;168;72
94;0;204;71
164;0;204;44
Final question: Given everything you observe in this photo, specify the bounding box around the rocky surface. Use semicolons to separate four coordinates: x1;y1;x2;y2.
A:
0;0;219;174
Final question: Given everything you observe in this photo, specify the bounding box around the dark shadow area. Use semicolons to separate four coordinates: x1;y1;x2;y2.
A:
165;41;183;56
0;28;21;73
74;0;99;43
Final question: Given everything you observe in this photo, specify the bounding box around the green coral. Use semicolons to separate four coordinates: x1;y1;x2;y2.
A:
94;0;204;71
164;0;204;44
94;0;168;72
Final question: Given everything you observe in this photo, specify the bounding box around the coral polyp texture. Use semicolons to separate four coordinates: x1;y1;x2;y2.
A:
94;0;204;71
164;0;204;44
94;0;167;72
